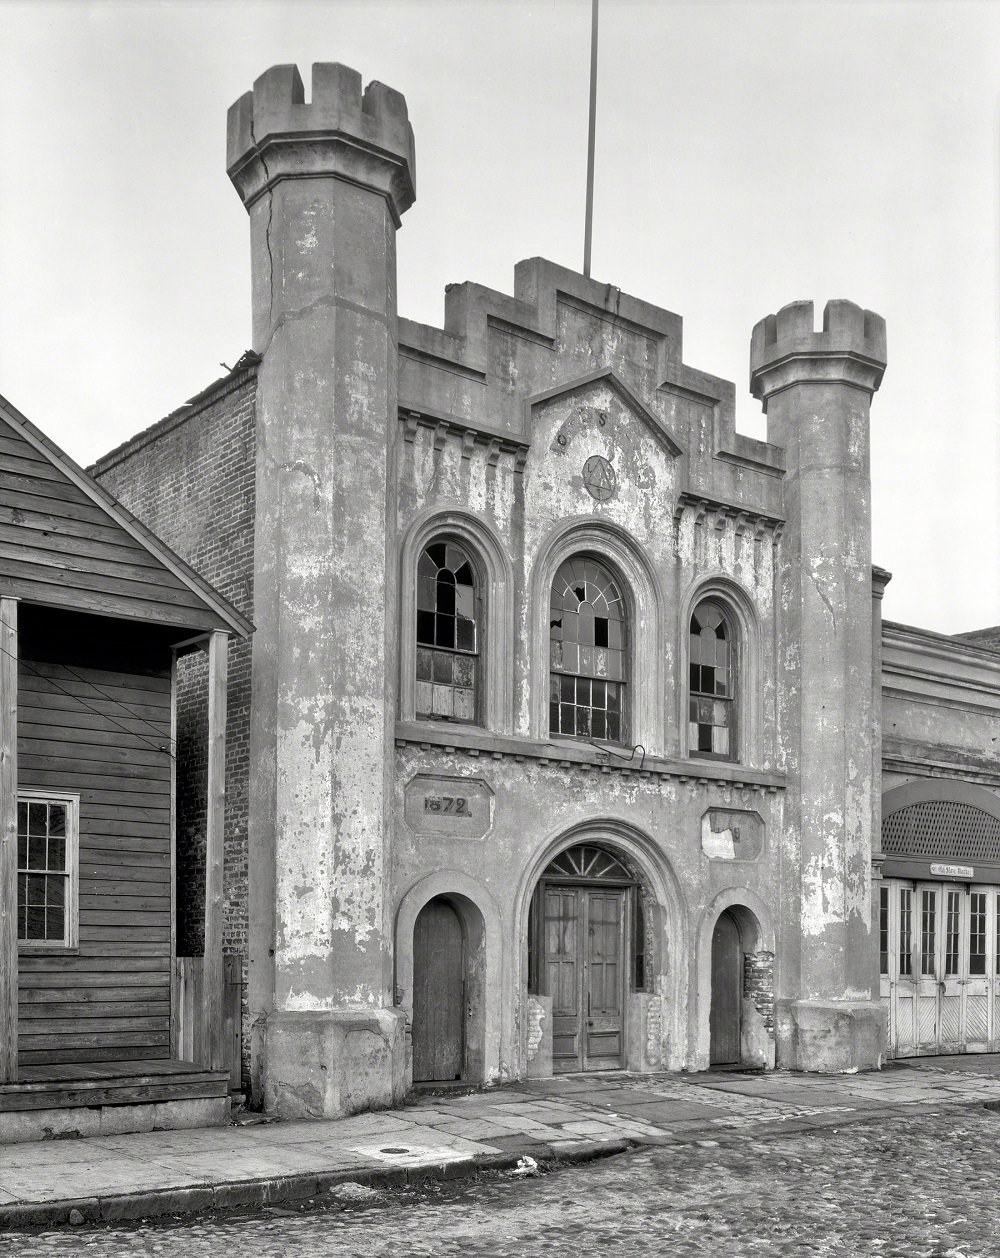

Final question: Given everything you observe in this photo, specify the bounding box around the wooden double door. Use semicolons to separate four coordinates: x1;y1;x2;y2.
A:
543;885;626;1073
881;879;1000;1058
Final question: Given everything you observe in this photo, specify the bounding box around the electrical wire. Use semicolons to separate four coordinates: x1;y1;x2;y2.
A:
0;639;172;757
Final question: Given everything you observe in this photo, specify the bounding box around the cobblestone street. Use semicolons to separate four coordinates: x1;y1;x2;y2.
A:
4;1106;1000;1257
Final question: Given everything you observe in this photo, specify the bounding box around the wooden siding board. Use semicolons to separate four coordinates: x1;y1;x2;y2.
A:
16;1046;172;1065
21;737;169;769
0;579;224;631
0;409;249;637
0;599;17;1082
17;655;174;1065
0;555;209;609
0;522;156;567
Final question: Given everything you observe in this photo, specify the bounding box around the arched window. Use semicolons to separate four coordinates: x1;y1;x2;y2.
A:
688;600;736;759
549;557;626;741
416;539;480;723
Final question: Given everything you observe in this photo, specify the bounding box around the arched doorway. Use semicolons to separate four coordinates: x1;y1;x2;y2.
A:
527;843;644;1073
710;910;742;1065
412;897;465;1082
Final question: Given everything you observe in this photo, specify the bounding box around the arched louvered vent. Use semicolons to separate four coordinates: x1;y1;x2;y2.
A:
543;844;632;882
883;801;1000;863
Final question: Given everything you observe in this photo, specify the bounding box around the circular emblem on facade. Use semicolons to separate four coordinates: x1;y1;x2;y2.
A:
582;454;617;501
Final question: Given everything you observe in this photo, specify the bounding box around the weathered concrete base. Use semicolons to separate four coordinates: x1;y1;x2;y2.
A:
778;998;885;1073
263;1008;407;1119
0;1097;229;1145
741;997;776;1070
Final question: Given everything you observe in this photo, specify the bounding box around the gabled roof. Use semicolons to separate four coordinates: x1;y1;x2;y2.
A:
0;393;252;638
524;367;685;458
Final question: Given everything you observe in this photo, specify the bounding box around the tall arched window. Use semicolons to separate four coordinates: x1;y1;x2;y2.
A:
416;540;480;722
688;600;736;759
549;557;626;741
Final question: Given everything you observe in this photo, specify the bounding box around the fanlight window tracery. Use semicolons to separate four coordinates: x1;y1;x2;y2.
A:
549;557;626;742
416;540;479;723
543;845;631;882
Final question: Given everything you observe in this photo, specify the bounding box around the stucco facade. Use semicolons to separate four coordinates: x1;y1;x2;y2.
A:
92;60;998;1117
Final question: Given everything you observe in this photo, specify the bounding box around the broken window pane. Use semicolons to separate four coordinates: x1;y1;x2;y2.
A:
548;556;627;742
415;538;481;724
689;601;736;762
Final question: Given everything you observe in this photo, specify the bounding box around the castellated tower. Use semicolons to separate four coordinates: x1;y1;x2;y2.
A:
751;301;887;1072
227;64;415;1115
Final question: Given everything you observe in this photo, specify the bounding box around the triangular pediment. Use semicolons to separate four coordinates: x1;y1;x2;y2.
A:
524;367;684;458
0;393;251;636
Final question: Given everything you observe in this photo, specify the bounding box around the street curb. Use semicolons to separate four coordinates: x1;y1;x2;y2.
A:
0;1138;634;1231
3;1097;994;1232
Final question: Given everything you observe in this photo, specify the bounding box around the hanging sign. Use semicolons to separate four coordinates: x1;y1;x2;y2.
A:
930;862;974;879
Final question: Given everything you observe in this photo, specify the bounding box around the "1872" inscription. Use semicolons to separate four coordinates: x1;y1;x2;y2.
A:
424;796;471;816
405;774;493;838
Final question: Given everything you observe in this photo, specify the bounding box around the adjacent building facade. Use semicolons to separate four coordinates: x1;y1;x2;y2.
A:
89;61;999;1119
0;393;251;1142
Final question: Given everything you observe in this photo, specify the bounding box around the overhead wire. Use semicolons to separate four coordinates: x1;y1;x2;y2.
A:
0;639;173;757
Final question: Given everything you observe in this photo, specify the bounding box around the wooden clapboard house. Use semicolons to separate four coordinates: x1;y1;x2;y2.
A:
0;393;251;1142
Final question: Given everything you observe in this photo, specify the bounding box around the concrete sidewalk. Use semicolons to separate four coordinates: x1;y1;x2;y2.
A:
4;1056;1000;1230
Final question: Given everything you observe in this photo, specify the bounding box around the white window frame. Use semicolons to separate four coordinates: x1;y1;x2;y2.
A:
16;789;80;953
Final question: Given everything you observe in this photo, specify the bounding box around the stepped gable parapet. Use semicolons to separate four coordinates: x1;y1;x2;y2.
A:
227;62;416;222
749;299;887;408
397;258;784;500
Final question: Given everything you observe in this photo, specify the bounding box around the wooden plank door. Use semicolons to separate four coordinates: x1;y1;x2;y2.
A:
546;887;583;1072
710;911;741;1065
412;899;464;1082
583;889;625;1070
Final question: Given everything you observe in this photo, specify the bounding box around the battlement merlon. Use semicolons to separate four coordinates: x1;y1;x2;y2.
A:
749;299;887;411
226;62;416;225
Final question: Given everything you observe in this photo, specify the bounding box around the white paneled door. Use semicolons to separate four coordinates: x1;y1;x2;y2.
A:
881;879;1000;1058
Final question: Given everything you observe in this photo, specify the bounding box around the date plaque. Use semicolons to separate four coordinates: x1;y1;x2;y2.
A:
404;774;495;839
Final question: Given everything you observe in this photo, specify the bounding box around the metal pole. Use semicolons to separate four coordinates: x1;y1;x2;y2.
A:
583;0;599;277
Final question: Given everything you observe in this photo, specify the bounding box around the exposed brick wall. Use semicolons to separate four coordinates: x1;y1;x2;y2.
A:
91;360;257;1083
744;950;775;1033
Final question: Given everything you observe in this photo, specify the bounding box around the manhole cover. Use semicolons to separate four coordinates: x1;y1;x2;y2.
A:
379;1147;410;1154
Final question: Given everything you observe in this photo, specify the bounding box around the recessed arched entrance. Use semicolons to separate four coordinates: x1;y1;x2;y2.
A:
697;893;774;1071
527;843;643;1073
710;910;742;1065
412;896;466;1083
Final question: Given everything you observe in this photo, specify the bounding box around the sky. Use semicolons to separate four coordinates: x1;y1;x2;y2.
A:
1;0;998;634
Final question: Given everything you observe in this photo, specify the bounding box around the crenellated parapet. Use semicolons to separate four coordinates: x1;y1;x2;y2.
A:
399;257;784;511
227;62;416;224
749;299;886;409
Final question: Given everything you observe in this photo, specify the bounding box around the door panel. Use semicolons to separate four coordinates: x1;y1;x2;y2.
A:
546;888;583;1071
883;879;1000;1060
544;884;626;1073
965;889;990;1050
584;890;625;1068
914;886;939;1054
939;887;964;1052
412;899;465;1082
710;911;742;1065
894;886;918;1056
